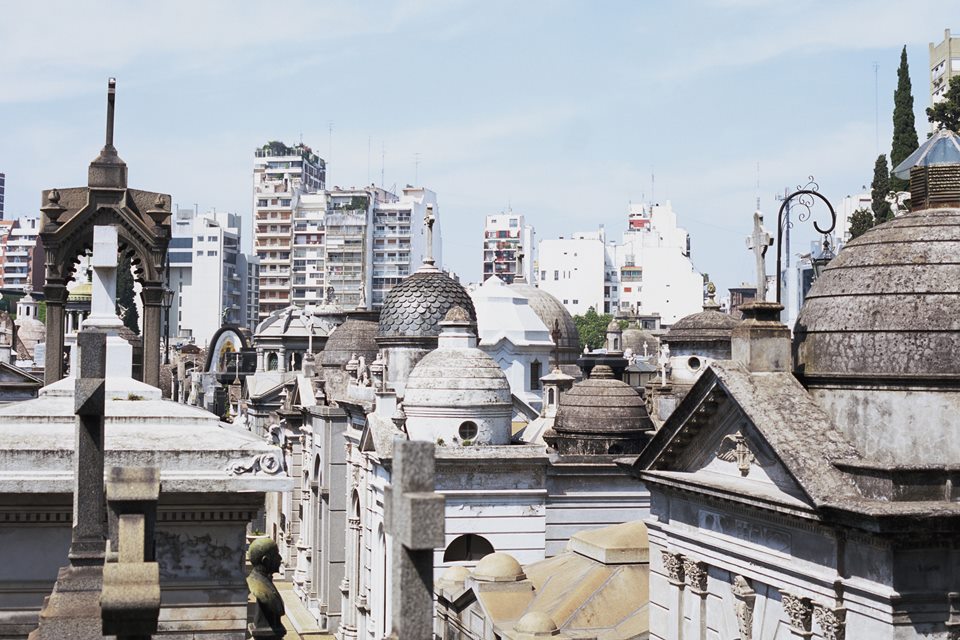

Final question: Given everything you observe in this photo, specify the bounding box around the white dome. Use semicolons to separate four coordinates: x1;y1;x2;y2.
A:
403;308;512;445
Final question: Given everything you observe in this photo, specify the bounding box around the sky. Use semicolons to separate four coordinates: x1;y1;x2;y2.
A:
0;0;954;295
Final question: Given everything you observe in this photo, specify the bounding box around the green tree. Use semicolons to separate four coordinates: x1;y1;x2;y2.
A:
927;75;960;133
116;252;140;335
848;208;874;240
871;154;894;224
37;301;46;323
890;46;919;191
573;307;613;351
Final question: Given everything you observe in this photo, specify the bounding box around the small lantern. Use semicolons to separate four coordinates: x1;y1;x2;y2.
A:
812;236;836;280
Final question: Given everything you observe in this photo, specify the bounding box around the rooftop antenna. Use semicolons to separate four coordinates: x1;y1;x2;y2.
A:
873;61;880;156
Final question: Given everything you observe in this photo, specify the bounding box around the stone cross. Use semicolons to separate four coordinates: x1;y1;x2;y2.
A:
300;303;316;353
70;330;108;564
746;211;773;302
383;440;445;639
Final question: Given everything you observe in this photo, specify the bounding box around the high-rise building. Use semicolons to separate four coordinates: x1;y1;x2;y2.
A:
0;217;42;291
0;173;5;219
253;141;325;320
168;207;257;345
482;212;534;284
930;29;960;109
538;202;702;325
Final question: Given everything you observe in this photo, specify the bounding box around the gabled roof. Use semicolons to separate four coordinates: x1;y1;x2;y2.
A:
629;361;862;512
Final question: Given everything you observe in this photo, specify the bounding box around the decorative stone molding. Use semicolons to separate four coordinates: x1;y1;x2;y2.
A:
813;604;846;640
226;452;283;475
732;575;756;640
660;550;685;586
946;592;960;640
779;591;813;638
683;558;708;594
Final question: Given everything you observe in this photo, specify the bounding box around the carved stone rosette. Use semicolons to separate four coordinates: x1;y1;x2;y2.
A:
813;604;846;640
779;591;813;638
732;575;756;640
661;550;685;586
683;558;708;595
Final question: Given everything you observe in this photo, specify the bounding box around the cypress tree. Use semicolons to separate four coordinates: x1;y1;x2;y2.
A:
116;251;140;335
890;46;919;191
871;154;893;224
848;208;874;240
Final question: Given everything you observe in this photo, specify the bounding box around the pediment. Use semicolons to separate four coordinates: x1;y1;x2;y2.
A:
644;375;814;509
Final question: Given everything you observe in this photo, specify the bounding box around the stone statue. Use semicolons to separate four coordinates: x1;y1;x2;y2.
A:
357;355;370;387
246;537;286;638
658;343;671;386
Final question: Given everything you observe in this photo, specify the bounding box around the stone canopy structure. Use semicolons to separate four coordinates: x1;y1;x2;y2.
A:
39;79;171;388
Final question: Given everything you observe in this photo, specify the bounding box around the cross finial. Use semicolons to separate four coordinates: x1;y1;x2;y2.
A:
746;211;773;301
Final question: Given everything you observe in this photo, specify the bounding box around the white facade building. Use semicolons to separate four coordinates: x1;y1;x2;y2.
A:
0;216;40;291
169;207;256;345
470;276;555;409
930;29;960;109
538;202;702;324
482;212;535;284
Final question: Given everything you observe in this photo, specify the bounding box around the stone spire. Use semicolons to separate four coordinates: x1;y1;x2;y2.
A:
88;78;128;189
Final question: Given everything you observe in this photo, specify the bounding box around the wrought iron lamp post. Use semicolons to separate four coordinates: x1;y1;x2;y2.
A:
161;287;174;365
775;177;838;304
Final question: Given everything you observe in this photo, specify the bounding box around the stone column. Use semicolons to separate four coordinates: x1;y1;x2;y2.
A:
683;558;708;640
256;347;265;372
43;280;68;385
660;551;685;640
141;282;163;388
278;346;287;373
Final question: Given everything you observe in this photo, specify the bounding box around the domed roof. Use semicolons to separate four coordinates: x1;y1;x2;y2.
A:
377;269;476;340
665;307;738;343
68;281;93;302
439;565;471;584
622;326;658;354
320;315;378;368
554;365;649;435
473;552;525;582
795;207;960;380
508;281;580;357
515;612;558;635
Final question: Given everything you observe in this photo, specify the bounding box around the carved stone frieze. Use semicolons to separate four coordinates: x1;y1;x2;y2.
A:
660;550;685;586
779;590;813;637
813;604;846;640
226;452;283;475
732;575;756;640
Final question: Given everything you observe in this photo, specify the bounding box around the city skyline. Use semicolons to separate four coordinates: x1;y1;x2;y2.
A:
0;1;954;296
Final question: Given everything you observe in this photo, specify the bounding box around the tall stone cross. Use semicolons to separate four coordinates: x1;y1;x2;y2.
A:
70;330;108;564
746;211;773;302
79;225;133;379
383;440;445;639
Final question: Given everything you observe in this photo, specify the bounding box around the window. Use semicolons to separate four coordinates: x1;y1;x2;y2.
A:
529;361;542;391
458;421;478;441
688;356;702;371
554;270;559;281
443;534;494;562
572;299;578;304
196;250;202;256
208;250;217;256
207;235;217;242
196;235;203;242
540;271;546;281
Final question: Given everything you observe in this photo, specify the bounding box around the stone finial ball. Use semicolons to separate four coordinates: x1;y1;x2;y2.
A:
248;537;280;567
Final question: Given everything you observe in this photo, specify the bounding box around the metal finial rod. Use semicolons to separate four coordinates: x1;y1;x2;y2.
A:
774;183;836;305
423;204;435;266
106;78;117;149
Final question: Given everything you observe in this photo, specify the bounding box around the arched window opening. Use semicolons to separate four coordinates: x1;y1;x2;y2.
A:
443;534;495;562
529;360;542;391
267;352;279;371
547;388;556;406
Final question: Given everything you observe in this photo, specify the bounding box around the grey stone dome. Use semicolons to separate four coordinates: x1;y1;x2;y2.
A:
554;366;649;436
622;326;658;354
377;270;476;340
795;207;960;380
508;281;580;360
404;346;512;407
320;314;378;368
665;308;739;343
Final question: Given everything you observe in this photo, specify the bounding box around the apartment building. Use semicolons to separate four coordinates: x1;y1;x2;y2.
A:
538;202;702;325
0;217;42;291
0;173;5;219
253;141;325;320
930;28;960;108
168;207;257;344
482;212;535;284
